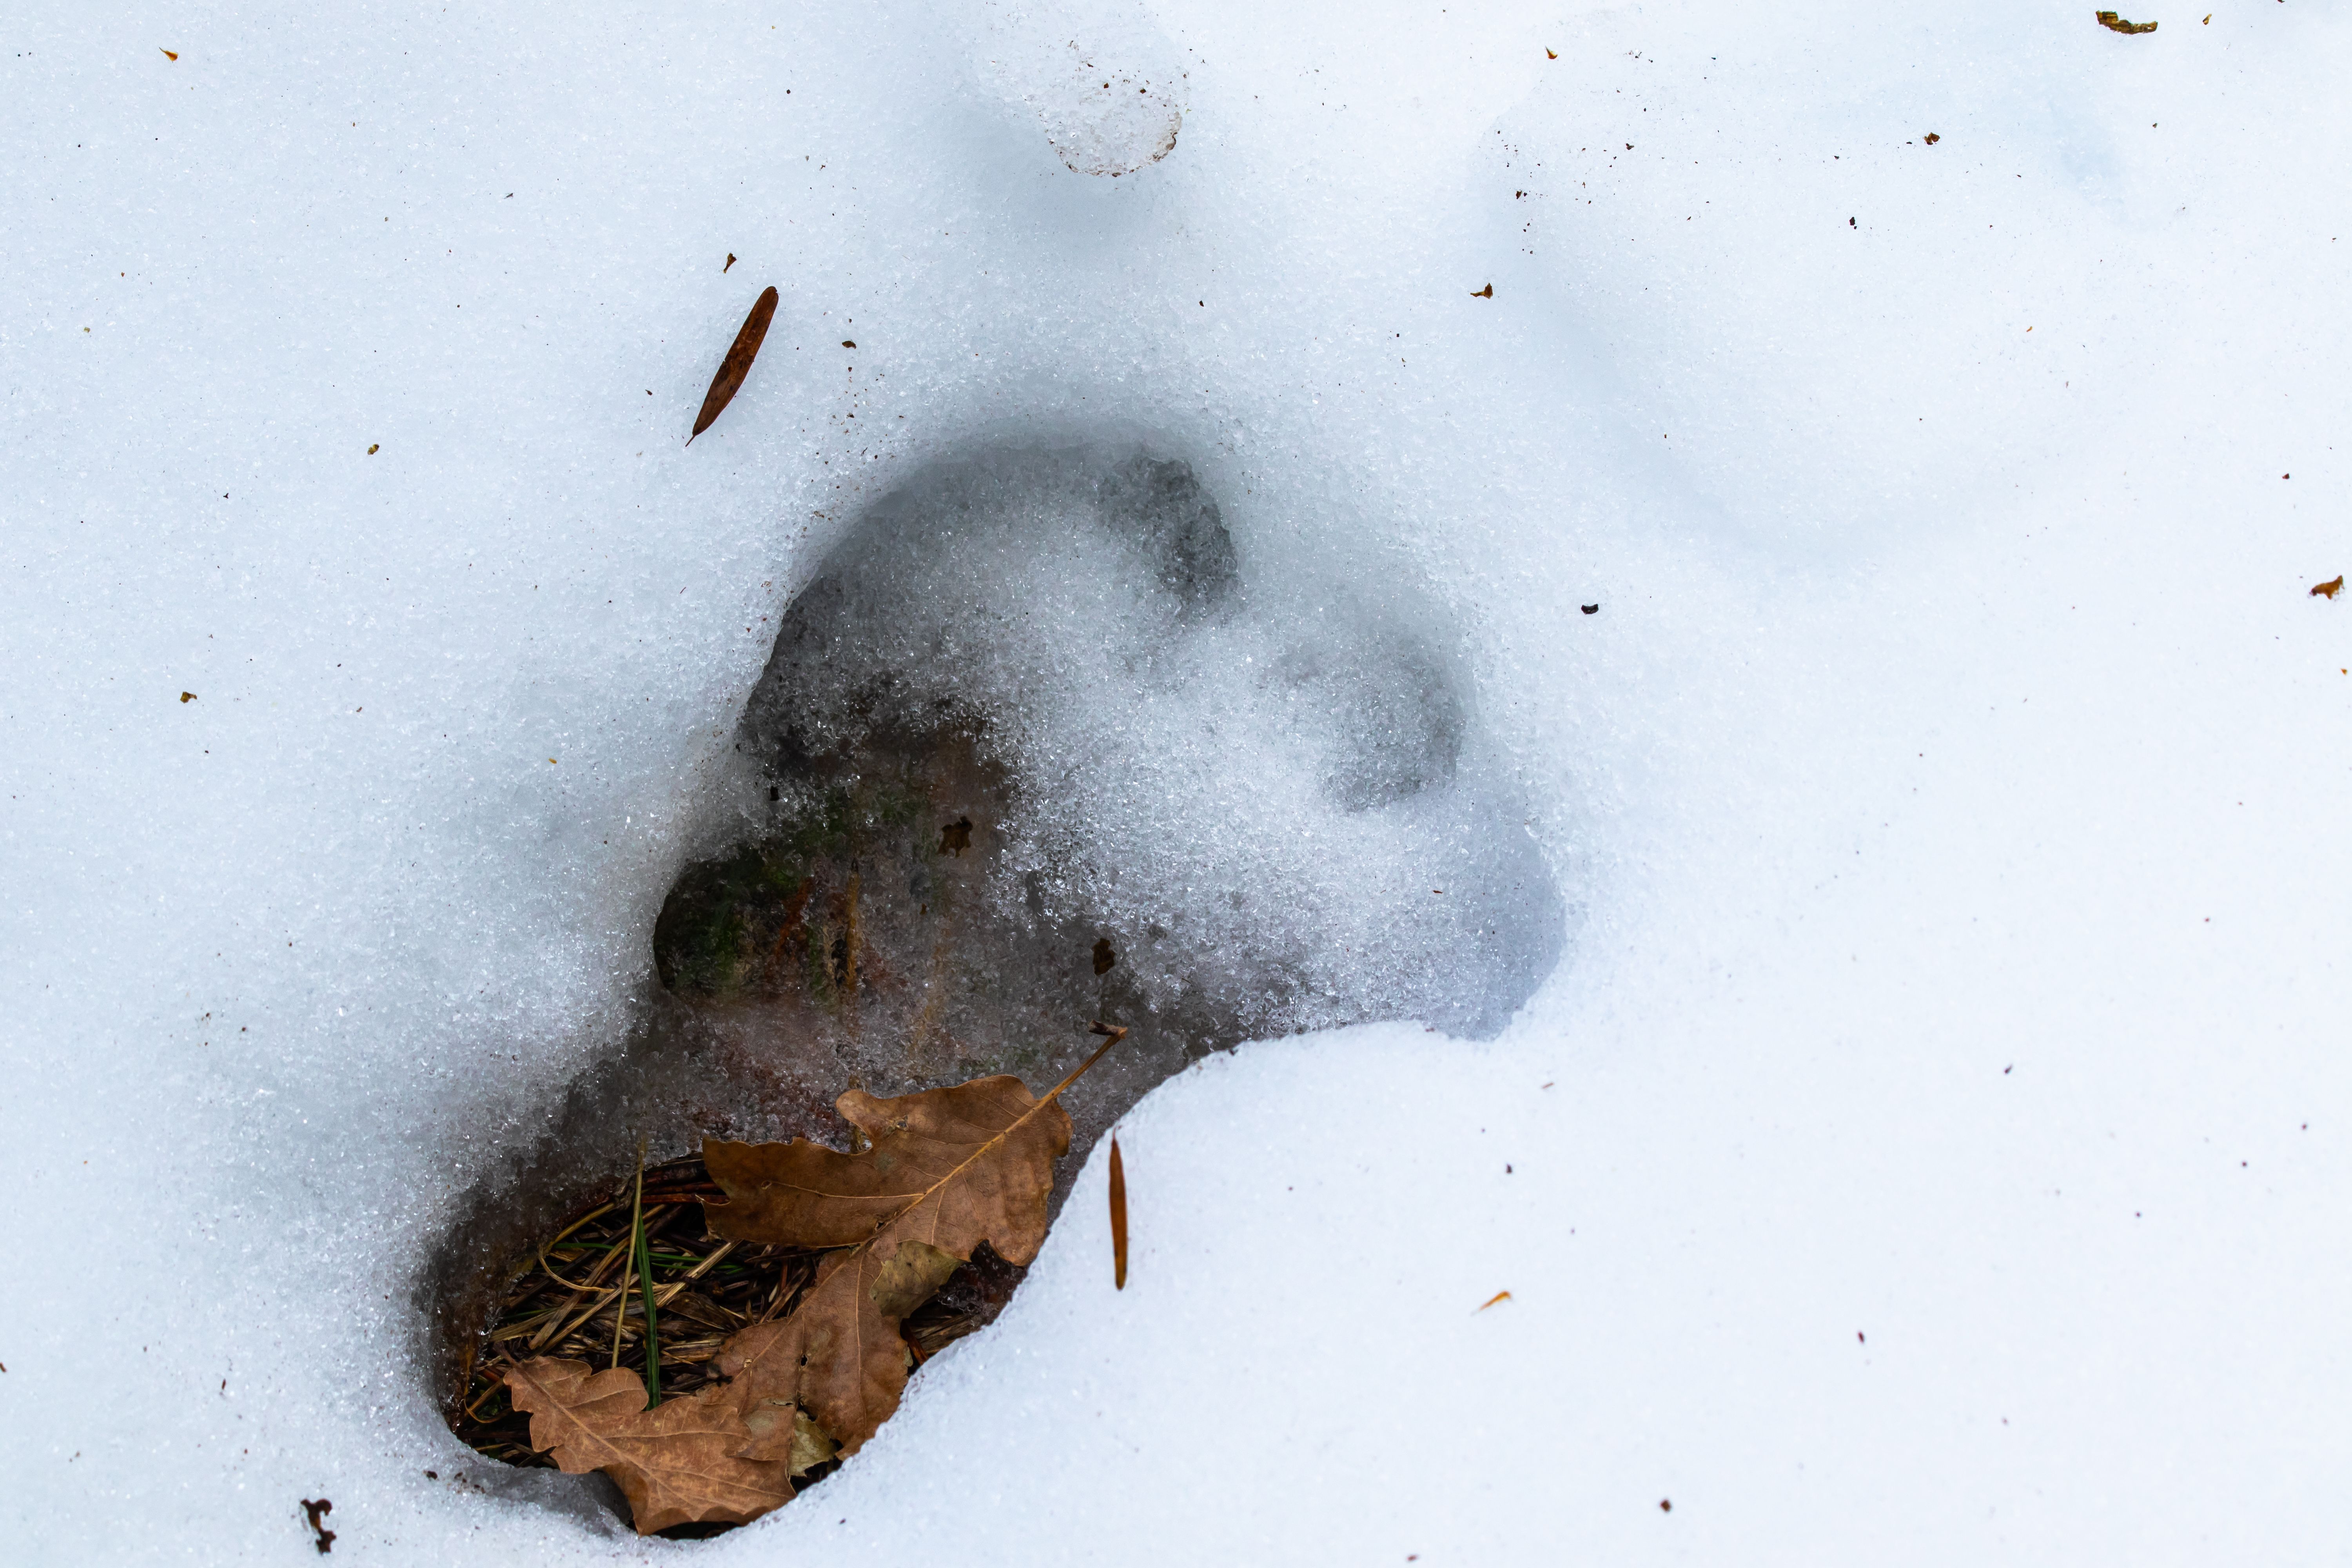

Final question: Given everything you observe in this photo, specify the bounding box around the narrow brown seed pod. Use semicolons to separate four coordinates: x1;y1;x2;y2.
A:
688;286;779;445
1108;1136;1128;1290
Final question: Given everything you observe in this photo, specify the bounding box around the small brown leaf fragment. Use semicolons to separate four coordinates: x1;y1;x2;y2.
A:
734;1394;800;1465
503;1357;793;1534
1924;132;1941;145
1475;1289;1513;1312
1546;47;1558;58
688;285;779;445
1660;1498;1673;1513
724;253;737;272
180;691;196;703
2095;11;2159;33
299;1499;334;1553
938;816;972;856
161;49;179;60
2313;576;2344;599
869;1238;961;1318
1093;936;1117;975
1472;284;1494;298
786;1408;838;1475
367;443;379;454
842;339;856;348
1108;1136;1128;1290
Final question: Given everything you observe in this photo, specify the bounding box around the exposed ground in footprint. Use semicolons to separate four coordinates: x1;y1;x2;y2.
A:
426;446;1562;1521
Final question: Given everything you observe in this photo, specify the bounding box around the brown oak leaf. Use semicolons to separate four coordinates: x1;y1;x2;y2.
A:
703;1033;1119;1454
2312;575;2343;599
502;1357;793;1534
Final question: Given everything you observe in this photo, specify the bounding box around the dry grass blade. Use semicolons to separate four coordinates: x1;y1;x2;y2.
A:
637;1168;663;1406
688;286;779;444
537;1229;630;1295
682;1240;735;1280
612;1144;645;1372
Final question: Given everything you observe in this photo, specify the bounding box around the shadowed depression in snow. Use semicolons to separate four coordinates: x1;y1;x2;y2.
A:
422;446;1561;1492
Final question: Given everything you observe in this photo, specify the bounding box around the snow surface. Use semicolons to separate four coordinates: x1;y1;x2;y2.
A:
4;0;2349;1562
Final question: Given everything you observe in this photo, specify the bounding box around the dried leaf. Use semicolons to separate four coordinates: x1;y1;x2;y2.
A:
299;1498;334;1553
724;253;737;272
1471;283;1494;298
1093;936;1117;975
2314;576;2344;599
180;691;197;703
1580;604;1599;615
734;1395;805;1468
787;1408;838;1475
704;1034;1120;1452
503;1357;793;1534
161;49;179;60
688;285;779;445
1924;132;1941;145
938;816;972;856
1108;1136;1128;1289
366;443;379;454
870;1237;963;1317
1546;47;1558;59
2095;11;2158;33
1475;1289;1513;1312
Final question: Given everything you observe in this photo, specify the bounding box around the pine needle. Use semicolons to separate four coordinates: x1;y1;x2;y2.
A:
1107;1135;1128;1290
637;1148;663;1407
612;1139;645;1372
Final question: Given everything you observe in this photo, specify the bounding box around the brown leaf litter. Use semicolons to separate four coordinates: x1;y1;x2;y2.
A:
702;1025;1123;1457
454;1031;1124;1535
501;1359;793;1533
